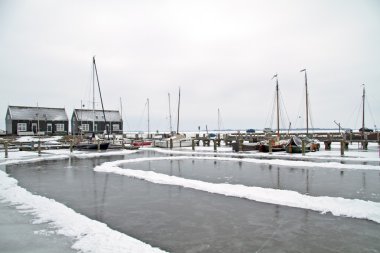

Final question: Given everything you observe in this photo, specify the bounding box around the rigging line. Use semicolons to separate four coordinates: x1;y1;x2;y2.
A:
136;101;148;132
279;90;291;126
366;99;377;128
264;90;277;129
264;90;272;128
344;100;361;128
307;95;314;130
294;99;303;129
354;100;363;130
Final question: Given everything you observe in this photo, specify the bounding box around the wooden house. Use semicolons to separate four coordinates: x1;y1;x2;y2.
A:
5;106;69;135
71;109;123;135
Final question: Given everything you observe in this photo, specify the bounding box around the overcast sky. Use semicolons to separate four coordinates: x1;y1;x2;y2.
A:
1;0;379;132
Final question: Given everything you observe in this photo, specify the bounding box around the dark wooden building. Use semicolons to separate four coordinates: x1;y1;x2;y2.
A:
5;106;69;135
71;109;123;135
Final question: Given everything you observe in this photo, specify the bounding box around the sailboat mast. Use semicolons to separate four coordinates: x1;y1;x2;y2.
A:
301;69;309;135
276;76;280;139
362;84;365;133
92;58;95;133
120;97;123;132
176;87;181;134
93;56;109;140
218;108;220;133
168;93;173;133
147;98;150;136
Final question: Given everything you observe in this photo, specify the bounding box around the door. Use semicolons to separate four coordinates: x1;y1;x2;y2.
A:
47;124;52;133
32;123;37;134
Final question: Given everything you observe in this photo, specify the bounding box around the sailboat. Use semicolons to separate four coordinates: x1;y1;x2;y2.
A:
155;87;192;148
258;74;287;152
76;57;110;150
285;69;319;153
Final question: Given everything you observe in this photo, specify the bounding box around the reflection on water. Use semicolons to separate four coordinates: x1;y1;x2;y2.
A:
5;151;380;253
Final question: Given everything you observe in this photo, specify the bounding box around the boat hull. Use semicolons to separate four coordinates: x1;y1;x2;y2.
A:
75;142;110;150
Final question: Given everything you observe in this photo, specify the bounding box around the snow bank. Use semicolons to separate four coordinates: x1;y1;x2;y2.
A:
94;162;380;224
99;155;380;171
0;170;167;253
15;136;63;143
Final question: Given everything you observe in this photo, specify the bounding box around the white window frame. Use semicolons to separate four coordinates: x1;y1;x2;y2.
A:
81;124;89;132
17;123;27;132
112;124;119;131
56;124;65;132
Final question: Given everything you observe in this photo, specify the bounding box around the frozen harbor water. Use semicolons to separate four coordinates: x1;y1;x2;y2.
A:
1;144;380;252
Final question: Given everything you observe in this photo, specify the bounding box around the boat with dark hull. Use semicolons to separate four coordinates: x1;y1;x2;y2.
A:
285;136;319;153
76;142;110;150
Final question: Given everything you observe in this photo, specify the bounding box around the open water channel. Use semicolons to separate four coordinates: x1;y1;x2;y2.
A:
4;150;380;253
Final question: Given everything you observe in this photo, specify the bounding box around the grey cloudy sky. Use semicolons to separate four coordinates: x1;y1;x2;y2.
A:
1;0;379;132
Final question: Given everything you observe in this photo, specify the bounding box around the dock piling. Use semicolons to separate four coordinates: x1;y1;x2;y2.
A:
269;139;273;154
4;141;8;158
340;140;345;156
38;140;41;156
302;140;305;156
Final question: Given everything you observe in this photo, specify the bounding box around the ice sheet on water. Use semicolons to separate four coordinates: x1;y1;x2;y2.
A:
94;156;380;224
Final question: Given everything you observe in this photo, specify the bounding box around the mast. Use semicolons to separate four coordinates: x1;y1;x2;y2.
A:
93;56;109;140
272;74;280;139
176;87;181;134
217;108;220;133
168;93;173;133
120;97;123;132
362;84;365;135
300;69;309;134
92;58;95;133
147;98;150;136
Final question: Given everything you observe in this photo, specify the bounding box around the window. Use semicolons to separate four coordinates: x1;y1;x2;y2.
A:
47;124;52;132
17;123;27;132
81;124;89;132
113;124;119;131
94;124;98;132
56;124;65;132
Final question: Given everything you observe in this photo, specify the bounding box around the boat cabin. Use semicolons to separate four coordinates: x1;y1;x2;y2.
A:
5;105;69;136
71;109;123;135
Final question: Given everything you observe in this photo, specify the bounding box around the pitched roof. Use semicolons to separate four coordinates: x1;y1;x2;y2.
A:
8;106;68;121
73;109;122;122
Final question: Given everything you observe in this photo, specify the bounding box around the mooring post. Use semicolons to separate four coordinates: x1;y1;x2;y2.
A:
362;141;368;150
4;141;8;158
340;140;345;156
170;138;173;149
192;139;195;151
213;140;217;152
97;140;100;152
70;140;73;153
38;140;41;156
302;140;305;156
